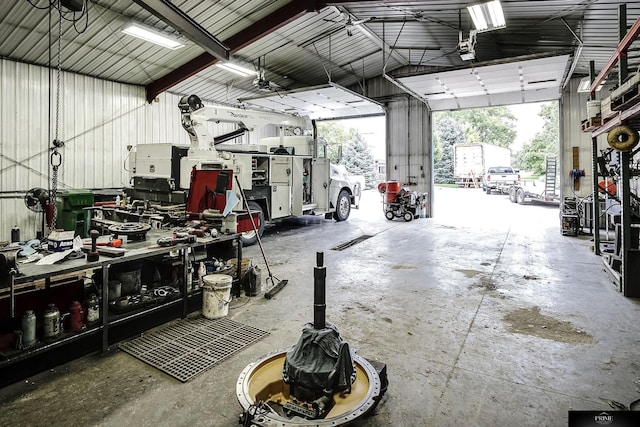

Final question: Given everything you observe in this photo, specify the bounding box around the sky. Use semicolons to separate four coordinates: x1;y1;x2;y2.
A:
334;101;551;161
507;102;549;150
337;116;386;160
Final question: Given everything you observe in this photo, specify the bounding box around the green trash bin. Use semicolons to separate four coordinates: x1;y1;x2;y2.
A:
56;189;94;238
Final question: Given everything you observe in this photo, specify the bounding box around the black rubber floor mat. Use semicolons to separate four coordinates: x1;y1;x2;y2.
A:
119;317;269;382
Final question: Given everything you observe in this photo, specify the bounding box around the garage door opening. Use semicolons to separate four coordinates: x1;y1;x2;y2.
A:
316;116;386;189
431;101;560;220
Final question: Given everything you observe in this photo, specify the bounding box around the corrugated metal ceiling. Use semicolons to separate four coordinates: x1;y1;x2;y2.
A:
1;1;639;111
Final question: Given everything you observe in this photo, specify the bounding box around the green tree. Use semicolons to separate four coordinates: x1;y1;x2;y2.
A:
434;106;517;148
433;131;442;163
514;103;558;175
434;116;466;184
317;121;353;163
342;132;378;188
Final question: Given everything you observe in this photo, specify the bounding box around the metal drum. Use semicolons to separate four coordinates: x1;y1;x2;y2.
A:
21;310;37;347
42;304;61;340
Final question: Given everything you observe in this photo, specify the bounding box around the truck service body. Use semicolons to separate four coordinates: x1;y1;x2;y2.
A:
127;95;360;245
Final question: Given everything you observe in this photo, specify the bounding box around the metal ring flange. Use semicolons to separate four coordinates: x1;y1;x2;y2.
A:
236;349;382;427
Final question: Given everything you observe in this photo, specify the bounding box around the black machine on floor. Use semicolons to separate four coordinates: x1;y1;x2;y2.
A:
237;252;387;426
560;197;580;236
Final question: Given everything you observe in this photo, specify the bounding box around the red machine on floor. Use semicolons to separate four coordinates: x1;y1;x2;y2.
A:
377;181;427;222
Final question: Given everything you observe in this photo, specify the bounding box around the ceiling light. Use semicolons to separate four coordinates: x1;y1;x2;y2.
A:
216;62;256;77
122;22;184;49
577;76;605;93
467;1;506;33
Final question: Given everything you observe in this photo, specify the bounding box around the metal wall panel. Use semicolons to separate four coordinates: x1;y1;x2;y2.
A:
364;72;414;99
0;59;189;242
385;95;433;216
561;77;605;200
0;58;287;241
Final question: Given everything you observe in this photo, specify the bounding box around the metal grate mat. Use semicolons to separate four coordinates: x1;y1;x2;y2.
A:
119;317;269;382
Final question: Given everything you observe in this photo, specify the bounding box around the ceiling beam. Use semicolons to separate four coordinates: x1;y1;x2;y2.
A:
144;0;329;103
356;21;410;67
132;0;229;61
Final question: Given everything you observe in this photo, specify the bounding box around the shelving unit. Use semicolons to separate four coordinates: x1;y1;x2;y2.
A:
251;157;269;186
587;7;640;297
0;231;241;386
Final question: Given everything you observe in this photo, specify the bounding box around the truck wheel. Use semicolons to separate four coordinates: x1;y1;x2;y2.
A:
240;201;265;246
385;210;395;220
516;188;526;204
333;190;351;221
509;187;518;203
403;211;413;222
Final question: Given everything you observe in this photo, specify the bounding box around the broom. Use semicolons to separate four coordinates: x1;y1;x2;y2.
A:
234;176;288;299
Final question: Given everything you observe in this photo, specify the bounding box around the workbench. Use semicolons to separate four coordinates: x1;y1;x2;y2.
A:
0;230;242;387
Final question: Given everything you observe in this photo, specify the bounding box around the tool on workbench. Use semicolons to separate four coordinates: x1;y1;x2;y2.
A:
234;176;288;299
81;245;126;257
108;222;151;241
156;233;196;247
82;235;123;248
87;230;100;262
97;238;122;248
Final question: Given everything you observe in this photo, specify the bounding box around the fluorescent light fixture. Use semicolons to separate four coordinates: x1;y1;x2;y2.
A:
216;62;256;77
467;0;506;33
577;76;605;93
122;22;184;50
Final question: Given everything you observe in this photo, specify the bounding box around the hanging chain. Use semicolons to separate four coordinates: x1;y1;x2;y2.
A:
50;1;64;230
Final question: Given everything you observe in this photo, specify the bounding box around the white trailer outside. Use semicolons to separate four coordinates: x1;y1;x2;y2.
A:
453;143;511;186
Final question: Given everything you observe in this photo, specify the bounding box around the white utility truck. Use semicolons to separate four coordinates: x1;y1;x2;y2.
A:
129;95;360;245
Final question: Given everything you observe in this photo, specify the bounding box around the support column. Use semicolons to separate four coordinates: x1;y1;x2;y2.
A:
620;151;634;295
589;60;601;255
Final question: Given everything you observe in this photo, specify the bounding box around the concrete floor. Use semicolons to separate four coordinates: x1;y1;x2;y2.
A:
1;186;640;426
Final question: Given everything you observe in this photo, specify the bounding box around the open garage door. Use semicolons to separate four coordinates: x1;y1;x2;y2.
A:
238;83;384;120
391;53;572;111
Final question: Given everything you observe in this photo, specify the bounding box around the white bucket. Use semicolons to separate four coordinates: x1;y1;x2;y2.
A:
587;100;601;119
202;274;233;319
